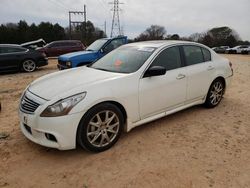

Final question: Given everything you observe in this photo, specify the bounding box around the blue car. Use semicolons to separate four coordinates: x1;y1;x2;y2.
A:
57;36;127;70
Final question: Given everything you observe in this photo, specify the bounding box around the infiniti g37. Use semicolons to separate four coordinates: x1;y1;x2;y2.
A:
19;41;233;152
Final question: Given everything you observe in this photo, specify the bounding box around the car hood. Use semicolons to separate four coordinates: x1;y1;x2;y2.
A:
29;67;124;100
59;50;97;60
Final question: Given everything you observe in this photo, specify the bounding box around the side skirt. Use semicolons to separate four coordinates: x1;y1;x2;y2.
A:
126;99;204;132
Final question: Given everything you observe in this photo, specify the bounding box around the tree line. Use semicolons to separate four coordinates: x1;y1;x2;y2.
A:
0;20;249;47
133;25;250;47
0;20;106;46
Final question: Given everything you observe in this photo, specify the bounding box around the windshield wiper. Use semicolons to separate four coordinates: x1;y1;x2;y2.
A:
93;67;110;72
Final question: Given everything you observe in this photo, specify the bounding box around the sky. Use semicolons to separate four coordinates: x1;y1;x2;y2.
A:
0;0;250;40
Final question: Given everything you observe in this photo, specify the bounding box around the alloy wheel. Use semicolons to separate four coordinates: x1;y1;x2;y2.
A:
23;60;36;72
86;110;120;148
209;81;224;105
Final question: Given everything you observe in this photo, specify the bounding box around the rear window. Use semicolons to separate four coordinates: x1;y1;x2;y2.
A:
202;48;211;62
183;46;204;66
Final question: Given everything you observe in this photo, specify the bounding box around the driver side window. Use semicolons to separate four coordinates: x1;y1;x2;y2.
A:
103;39;124;54
150;46;182;71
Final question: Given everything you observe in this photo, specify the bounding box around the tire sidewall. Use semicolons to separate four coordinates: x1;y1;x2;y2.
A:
205;79;225;108
22;59;36;72
77;103;124;152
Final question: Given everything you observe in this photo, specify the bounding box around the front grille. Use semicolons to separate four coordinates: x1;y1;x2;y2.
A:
20;94;40;113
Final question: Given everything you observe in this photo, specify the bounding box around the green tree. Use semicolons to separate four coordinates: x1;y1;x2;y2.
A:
135;25;166;41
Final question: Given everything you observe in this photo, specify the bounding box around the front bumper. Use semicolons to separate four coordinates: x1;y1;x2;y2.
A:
19;91;85;150
20;111;84;150
57;63;70;70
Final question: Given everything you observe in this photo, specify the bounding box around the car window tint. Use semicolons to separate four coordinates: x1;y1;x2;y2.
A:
150;46;182;71
0;47;26;53
202;48;211;62
67;42;76;47
104;39;124;53
183;46;204;65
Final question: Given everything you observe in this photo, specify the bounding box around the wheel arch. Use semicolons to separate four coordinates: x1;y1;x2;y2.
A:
213;76;226;91
85;100;128;124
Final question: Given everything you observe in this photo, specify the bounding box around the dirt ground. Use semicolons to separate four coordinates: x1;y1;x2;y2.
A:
0;54;250;188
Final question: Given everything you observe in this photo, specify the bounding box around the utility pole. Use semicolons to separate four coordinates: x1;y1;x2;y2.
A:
69;12;72;39
84;4;87;40
104;21;107;36
68;5;87;41
109;0;123;38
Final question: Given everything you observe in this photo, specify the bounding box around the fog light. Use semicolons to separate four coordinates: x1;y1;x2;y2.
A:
45;133;57;142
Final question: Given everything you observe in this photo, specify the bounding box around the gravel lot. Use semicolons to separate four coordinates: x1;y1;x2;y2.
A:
0;54;250;188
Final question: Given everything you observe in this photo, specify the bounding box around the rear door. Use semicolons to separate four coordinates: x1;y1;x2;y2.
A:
0;47;25;71
139;46;187;119
47;42;62;57
182;45;214;103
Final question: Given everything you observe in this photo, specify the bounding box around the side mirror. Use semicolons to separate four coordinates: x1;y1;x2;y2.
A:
144;66;166;78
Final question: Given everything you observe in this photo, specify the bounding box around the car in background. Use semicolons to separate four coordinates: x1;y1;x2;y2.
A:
0;44;48;73
21;38;46;50
212;46;229;53
37;40;85;57
57;36;127;70
241;47;250;55
19;40;233;152
225;45;250;54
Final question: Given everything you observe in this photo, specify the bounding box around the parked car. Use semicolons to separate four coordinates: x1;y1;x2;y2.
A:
212;46;229;53
19;41;233;152
21;38;46;50
225;45;250;54
37;40;85;57
57;36;127;70
0;44;48;73
241;47;250;54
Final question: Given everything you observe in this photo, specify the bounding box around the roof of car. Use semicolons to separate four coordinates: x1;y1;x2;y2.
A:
126;40;205;48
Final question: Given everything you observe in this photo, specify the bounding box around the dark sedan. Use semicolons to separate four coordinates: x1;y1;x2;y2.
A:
37;40;85;57
0;44;48;73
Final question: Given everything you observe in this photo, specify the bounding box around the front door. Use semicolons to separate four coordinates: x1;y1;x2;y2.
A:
139;46;187;119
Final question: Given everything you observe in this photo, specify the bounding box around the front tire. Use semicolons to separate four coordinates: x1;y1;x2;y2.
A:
77;103;124;152
204;79;225;108
22;59;36;72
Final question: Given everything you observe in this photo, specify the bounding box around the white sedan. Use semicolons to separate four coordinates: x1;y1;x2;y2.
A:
19;41;233;152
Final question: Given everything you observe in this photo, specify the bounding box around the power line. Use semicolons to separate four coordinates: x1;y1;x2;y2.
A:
47;0;69;10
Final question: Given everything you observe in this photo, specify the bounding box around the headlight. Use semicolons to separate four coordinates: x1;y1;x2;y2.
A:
40;92;86;117
66;61;71;67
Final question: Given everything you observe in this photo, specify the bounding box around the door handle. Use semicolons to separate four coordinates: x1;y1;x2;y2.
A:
207;66;215;71
176;74;186;80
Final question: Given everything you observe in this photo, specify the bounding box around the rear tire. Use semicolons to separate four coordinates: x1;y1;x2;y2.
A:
77;103;124;152
204;79;225;108
22;59;36;72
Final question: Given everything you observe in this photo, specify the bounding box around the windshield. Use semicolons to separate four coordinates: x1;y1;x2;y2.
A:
86;39;108;51
90;46;156;73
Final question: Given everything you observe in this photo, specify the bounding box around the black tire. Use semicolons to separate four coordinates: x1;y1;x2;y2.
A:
22;59;36;72
77;103;124;152
204;79;225;108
